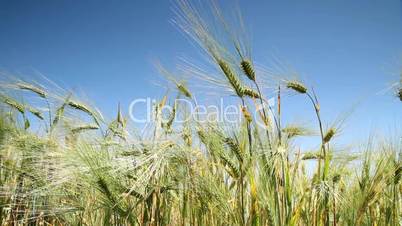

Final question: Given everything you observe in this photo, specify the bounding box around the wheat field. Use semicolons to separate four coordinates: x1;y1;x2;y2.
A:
0;1;401;225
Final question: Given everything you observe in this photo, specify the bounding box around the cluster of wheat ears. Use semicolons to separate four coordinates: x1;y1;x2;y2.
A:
0;1;401;226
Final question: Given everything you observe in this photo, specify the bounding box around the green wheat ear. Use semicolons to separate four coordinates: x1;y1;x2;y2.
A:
323;128;336;143
224;137;243;163
243;87;260;98
197;129;207;144
117;103;126;128
52;94;71;128
219;153;240;178
0;95;25;114
286;81;308;94
165;101;176;131
398;88;401;101
240;59;256;81
302;151;323;160
177;83;192;98
27;106;44;120
282;125;307;138
217;59;244;97
71;124;99;134
68;100;101;126
68;100;93;115
16;82;47;99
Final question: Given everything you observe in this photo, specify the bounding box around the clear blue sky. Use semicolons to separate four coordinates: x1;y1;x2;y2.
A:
0;0;401;144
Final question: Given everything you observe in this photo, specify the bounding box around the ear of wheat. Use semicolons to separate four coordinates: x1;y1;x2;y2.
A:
117;103;125;127
282;125;308;138
286;81;308;94
165;102;176;130
217;59;244;97
241;106;252;123
68;100;101;126
243;87;260;98
224;137;243;163
16;82;47;99
27;107;44;120
219;153;240;178
68;100;93;115
0;95;25;114
240;60;256;81
302;152;323;160
52;95;71;128
71;124;99;134
323;128;335;143
177;83;192;98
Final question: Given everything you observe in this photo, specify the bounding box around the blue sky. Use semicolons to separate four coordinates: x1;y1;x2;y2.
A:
0;0;401;145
